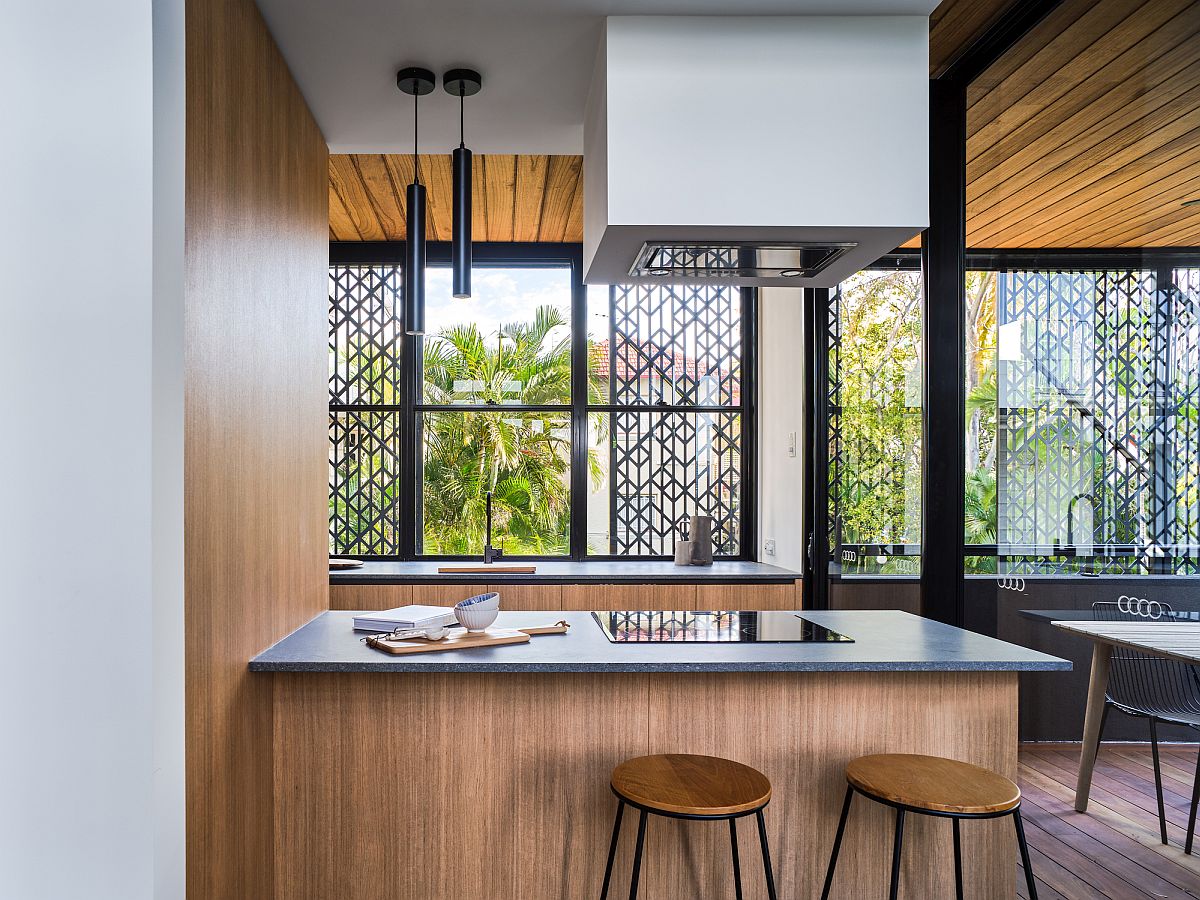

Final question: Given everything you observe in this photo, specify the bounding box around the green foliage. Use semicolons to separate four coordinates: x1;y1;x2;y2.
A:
420;306;582;554
330;305;587;555
834;271;922;551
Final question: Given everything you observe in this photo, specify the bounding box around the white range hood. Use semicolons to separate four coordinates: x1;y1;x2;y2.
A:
583;16;930;288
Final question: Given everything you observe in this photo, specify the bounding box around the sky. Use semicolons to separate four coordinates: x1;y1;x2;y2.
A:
423;265;613;346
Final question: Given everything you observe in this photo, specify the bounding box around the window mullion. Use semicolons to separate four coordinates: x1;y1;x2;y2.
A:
569;247;589;560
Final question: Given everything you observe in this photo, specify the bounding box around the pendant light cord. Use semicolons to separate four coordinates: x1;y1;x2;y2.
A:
459;91;465;149
413;90;421;186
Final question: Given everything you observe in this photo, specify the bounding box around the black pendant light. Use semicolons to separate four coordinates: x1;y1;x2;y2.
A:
397;67;435;335
443;68;482;299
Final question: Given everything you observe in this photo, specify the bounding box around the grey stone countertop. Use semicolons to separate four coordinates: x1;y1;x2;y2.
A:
329;559;801;584
1019;608;1200;623
250;609;1070;674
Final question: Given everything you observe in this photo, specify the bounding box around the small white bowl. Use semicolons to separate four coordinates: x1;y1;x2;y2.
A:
455;605;499;632
457;591;500;610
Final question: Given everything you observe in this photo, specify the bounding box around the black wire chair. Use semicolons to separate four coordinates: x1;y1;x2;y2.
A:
1091;600;1200;851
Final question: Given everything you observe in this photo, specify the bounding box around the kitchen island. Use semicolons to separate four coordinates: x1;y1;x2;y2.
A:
254;610;1066;899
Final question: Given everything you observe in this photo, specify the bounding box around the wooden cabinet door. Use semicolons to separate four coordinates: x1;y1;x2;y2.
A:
330;584;413;611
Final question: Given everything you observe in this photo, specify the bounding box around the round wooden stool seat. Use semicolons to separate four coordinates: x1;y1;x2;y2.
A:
611;753;772;817
846;753;1021;815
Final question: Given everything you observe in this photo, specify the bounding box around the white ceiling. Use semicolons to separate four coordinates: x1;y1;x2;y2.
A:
255;0;938;154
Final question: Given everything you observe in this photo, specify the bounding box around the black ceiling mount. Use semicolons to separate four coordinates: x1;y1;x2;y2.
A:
442;68;482;97
396;67;436;96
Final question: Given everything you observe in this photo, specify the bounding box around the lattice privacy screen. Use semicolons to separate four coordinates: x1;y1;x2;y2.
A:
604;255;745;556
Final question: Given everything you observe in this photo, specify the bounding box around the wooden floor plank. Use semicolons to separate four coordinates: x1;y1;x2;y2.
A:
1110;745;1200;787
1023;840;1127;899
1018;744;1200;898
1019;774;1200;894
1038;746;1195;808
1020;796;1195;899
1024;747;1196;824
1020;762;1200;880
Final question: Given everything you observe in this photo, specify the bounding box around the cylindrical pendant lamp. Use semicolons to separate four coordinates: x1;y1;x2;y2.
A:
443;69;482;299
451;144;472;298
397;66;436;335
404;180;426;334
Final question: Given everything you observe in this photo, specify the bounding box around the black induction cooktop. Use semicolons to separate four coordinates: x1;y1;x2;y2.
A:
591;610;854;644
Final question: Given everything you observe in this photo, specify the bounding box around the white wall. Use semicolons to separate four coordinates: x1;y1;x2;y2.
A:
153;0;187;896
757;287;807;573
0;2;185;897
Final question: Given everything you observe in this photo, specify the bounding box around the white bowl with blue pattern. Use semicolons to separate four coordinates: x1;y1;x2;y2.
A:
454;592;500;631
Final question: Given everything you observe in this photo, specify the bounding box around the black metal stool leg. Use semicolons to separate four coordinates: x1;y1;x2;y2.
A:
1150;717;1169;845
755;809;778;900
952;818;963;900
1013;808;1039;900
729;818;743;900
627;809;648;900
820;786;854;900
888;808;906;900
600;800;624;900
1186;744;1200;855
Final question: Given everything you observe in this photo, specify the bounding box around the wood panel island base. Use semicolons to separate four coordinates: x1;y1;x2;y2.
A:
256;611;1069;900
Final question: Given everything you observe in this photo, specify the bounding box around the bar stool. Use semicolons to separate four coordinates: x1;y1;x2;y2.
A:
600;753;779;900
820;753;1038;900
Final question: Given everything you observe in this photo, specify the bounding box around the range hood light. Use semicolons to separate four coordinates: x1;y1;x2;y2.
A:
629;242;858;282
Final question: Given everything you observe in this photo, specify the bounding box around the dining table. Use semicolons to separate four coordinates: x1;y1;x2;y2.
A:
1051;618;1200;811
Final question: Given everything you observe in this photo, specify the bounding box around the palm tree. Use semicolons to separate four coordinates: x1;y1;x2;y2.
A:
421;305;579;554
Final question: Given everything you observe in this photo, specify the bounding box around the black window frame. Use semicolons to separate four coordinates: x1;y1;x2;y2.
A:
815;246;1200;592
329;240;758;562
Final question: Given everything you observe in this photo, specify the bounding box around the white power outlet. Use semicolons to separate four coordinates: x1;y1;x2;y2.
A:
764;539;776;557
788;432;797;457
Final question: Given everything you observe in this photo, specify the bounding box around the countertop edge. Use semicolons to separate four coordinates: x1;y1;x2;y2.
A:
250;660;1071;673
331;574;801;585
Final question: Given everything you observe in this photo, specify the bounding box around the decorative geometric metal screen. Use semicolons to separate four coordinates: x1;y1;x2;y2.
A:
603;256;745;555
329;264;404;554
826;284;843;562
610;266;742;406
328;256;753;559
611;411;742;555
329;410;403;555
995;269;1200;574
329;265;402;405
1168;268;1200;574
824;265;1200;577
825;272;923;575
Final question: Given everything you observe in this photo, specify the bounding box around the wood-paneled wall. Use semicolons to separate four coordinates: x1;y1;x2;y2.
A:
184;0;329;896
331;581;804;613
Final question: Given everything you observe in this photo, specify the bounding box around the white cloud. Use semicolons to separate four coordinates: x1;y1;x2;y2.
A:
424;267;571;341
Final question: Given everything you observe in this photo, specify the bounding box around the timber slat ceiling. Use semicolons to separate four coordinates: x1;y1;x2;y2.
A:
965;0;1200;248
328;154;583;243
333;0;1200;250
929;0;1020;78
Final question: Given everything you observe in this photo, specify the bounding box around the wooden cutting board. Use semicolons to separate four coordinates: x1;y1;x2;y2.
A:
329;558;365;570
365;628;532;655
436;565;537;574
